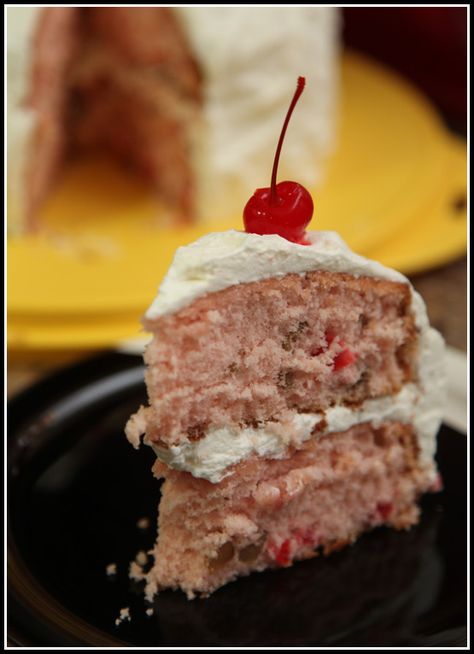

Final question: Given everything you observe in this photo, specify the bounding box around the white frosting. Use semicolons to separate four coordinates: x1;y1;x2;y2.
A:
6;7;42;232
142;229;444;482
145;230;428;331
175;7;340;220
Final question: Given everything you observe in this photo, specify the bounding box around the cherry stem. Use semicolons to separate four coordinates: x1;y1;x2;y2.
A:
270;76;306;205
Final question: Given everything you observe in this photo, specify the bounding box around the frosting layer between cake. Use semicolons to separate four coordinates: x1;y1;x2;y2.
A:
146;328;443;483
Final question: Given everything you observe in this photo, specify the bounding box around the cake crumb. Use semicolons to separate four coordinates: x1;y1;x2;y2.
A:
115;607;131;626
146;608;154;616
106;563;117;576
145;579;158;603
135;550;148;566
137;517;150;530
129;560;146;581
129;549;149;581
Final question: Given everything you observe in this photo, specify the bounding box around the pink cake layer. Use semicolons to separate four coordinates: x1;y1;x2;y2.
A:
138;271;417;447
26;8;80;228
145;420;437;599
21;7;202;229
70;7;201;218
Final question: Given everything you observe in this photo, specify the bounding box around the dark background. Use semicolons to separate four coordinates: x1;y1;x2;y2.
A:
343;7;467;133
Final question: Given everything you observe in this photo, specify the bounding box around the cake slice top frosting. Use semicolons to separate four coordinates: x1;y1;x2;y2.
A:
145;230;428;330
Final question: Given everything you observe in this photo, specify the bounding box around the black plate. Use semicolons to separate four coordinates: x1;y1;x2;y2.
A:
7;353;467;647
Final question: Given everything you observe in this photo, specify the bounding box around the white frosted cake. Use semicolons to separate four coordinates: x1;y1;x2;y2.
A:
6;6;339;232
126;228;445;598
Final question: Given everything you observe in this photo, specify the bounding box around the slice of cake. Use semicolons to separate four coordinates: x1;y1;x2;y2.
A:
125;229;445;599
6;6;339;232
125;76;444;600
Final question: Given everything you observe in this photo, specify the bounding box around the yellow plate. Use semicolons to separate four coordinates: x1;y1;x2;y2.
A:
368;134;466;274
7;52;467;350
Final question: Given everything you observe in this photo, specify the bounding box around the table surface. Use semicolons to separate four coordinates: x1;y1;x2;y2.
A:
7;256;467;399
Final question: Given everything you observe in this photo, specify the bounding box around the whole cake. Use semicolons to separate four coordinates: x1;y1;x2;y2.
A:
6;6;338;232
125;78;445;600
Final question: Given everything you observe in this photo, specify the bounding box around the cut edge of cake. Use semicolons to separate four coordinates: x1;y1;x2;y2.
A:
7;6;339;232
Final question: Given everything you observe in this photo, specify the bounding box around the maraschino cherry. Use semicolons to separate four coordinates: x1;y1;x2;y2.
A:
243;76;313;245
